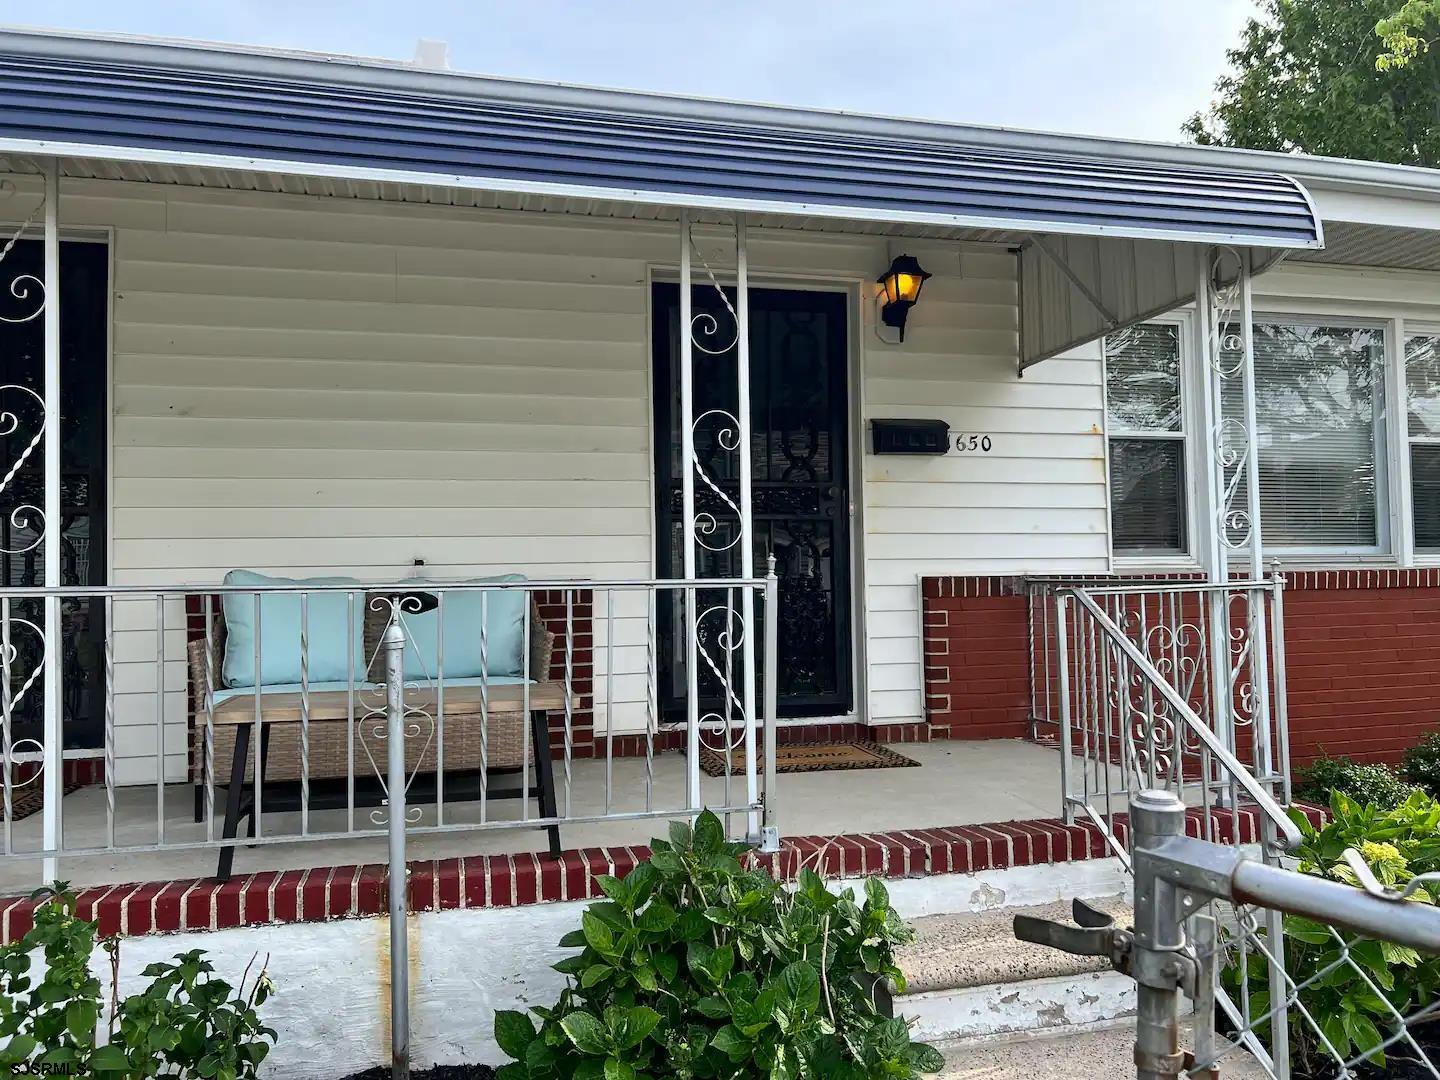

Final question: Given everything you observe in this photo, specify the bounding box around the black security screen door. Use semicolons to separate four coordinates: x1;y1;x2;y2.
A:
652;284;853;719
0;240;108;751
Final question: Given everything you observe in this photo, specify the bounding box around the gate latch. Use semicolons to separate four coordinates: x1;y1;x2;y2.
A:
1012;898;1133;976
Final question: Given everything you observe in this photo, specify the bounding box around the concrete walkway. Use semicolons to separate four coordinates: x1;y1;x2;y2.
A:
940;1022;1269;1078
1;738;1112;892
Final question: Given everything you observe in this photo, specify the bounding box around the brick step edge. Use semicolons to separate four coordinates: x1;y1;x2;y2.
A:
0;803;1324;942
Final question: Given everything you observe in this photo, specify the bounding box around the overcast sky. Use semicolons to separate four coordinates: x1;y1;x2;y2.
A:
28;1;1255;144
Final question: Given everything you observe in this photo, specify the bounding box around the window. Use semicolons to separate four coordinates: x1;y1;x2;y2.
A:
1406;332;1440;552
1224;320;1386;550
1106;323;1187;554
1106;317;1389;561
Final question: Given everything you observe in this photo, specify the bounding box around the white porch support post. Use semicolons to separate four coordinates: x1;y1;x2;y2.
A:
1237;253;1274;778
1195;245;1290;1078
735;215;759;843
679;210;701;810
41;159;62;883
1194;247;1233;766
1235;250;1290;1080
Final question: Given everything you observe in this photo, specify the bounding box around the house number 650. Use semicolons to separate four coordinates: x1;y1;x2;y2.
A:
954;434;993;452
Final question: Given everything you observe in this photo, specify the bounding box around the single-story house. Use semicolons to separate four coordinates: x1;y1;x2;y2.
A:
1;25;1439;1074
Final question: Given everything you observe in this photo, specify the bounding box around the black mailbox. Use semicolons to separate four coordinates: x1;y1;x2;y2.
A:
871;419;950;456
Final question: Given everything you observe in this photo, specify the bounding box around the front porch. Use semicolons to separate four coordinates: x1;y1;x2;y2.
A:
0;738;1080;897
0;30;1332;961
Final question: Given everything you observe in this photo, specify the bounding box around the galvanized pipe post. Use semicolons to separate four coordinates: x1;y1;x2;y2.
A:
383;612;410;1080
1130;790;1189;1080
759;555;780;853
1054;591;1073;824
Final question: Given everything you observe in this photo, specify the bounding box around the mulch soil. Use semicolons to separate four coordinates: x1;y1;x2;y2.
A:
1289;1027;1440;1079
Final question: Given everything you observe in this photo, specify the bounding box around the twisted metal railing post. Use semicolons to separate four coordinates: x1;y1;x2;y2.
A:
383;613;410;1080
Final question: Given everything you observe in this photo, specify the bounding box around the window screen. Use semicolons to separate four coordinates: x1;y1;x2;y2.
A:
1406;333;1440;551
1106;323;1186;553
1222;322;1384;550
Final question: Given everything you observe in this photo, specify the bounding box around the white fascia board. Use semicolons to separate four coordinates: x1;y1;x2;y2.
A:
0;136;1322;250
1308;182;1440;230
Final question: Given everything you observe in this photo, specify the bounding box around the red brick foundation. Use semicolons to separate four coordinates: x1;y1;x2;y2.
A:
921;569;1440;765
0;802;1316;943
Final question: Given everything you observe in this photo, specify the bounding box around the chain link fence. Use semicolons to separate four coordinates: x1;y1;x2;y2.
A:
1016;791;1440;1080
1212;842;1440;1080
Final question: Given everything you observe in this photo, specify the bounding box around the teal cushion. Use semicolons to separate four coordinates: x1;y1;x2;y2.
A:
396;575;527;679
221;571;365;688
209;674;530;706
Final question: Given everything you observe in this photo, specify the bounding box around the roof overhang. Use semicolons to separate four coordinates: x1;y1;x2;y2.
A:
0;27;1330;367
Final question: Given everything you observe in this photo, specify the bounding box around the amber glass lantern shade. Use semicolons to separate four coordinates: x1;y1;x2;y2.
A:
877;254;931;341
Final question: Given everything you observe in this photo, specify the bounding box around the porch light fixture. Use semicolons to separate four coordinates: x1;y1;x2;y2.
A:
877;254;931;342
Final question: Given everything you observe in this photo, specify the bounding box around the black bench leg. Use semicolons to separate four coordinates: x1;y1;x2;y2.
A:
216;725;251;882
530;709;562;859
193;782;204;824
246;725;274;849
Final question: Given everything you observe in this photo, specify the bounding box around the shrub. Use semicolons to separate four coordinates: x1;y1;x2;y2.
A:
494;809;945;1080
1293;753;1420;810
1224;790;1440;1074
0;885;277;1078
1403;730;1440;798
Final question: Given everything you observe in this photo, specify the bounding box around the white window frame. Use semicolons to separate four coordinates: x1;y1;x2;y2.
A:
1110;312;1206;572
1400;318;1440;565
1240;310;1393;560
1108;308;1401;570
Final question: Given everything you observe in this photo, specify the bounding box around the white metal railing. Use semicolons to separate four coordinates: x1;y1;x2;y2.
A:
1028;577;1295;856
0;574;781;882
1030;575;1301;1074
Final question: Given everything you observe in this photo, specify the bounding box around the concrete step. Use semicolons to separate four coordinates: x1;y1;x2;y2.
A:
894;895;1137;1045
897;895;1133;994
939;1021;1271;1079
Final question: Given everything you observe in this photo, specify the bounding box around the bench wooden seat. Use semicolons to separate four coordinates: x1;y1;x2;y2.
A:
187;593;569;880
209;681;574;724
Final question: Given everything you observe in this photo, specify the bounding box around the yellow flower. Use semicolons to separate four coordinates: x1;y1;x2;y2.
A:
1358;840;1407;871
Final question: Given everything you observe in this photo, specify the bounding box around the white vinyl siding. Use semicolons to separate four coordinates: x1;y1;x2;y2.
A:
861;244;1109;722
7;177;1114;778
25;180;672;784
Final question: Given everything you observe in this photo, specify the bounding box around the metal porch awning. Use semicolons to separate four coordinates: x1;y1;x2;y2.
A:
0;29;1325;366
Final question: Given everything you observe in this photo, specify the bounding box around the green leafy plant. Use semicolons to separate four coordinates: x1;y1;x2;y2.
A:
494;809;945;1079
1294;753;1421;810
0;885;277;1078
1224;790;1440;1074
1403;730;1440;798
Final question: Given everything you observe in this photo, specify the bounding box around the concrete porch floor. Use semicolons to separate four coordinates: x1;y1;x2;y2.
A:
0;739;1090;894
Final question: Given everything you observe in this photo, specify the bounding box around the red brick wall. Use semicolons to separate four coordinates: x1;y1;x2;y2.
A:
921;569;1440;765
533;588;595;759
1284;572;1440;763
922;576;1032;740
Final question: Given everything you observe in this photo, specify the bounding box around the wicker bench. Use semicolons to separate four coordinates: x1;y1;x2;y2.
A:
187;595;568;880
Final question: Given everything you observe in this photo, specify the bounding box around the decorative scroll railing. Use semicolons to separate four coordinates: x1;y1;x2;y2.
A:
1030;575;1301;1075
1028;576;1294;852
676;211;762;815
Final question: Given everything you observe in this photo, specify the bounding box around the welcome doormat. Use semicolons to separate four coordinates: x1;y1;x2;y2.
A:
698;740;920;777
4;780;82;822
